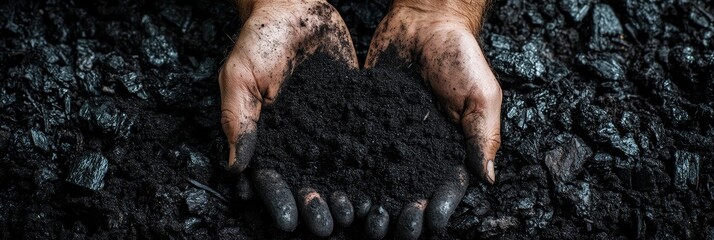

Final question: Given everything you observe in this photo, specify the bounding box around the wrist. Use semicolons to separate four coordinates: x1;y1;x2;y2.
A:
236;0;325;23
390;0;489;34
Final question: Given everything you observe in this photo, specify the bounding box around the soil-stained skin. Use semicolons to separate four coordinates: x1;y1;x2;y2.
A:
220;0;358;175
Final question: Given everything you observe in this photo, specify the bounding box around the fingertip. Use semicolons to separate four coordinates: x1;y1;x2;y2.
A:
466;139;494;184
329;191;354;227
234;131;257;172
297;188;334;237
425;166;468;231
395;200;426;240
365;205;389;239
486;159;495;184
253;169;298;232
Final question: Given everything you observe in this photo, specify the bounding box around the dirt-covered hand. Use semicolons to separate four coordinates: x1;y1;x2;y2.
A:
365;0;501;237
219;0;357;235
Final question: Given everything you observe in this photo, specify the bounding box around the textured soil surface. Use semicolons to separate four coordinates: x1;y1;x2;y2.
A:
254;53;463;216
1;0;713;239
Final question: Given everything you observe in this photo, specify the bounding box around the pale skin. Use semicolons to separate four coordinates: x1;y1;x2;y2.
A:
219;0;501;238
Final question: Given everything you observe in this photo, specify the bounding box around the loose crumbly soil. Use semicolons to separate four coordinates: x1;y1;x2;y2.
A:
253;52;463;216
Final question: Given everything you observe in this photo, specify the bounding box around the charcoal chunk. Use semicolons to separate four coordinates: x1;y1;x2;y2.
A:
613;133;640;157
543;136;592;183
76;39;98;71
183;217;202;233
578;54;626;81
118;72;148;99
78;100;133;138
66;153;109;190
559;0;590;22
625;0;662;37
488;35;555;82
477;216;518;237
185;188;211;216
30;129;51;152
674;151;700;190
589;4;624;51
141;35;178;66
556;181;592;218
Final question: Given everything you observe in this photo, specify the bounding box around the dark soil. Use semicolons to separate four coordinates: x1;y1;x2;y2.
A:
1;0;713;239
254;52;463;216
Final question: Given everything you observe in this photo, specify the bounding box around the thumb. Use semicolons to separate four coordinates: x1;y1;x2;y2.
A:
219;65;262;175
462;87;502;184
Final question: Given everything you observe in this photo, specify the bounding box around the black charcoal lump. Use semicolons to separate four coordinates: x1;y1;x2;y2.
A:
78;100;133;138
559;0;590;22
589;4;623;51
141;35;178;67
66;153;109;190
544;136;592;183
674;151;700;190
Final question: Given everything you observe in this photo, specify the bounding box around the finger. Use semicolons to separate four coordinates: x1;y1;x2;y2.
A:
236;173;255;201
462;85;502;184
425;165;469;230
252;169;298;232
365;205;390;239
314;2;359;68
219;64;261;175
329;191;354;227
395;200;427;240
364;8;417;69
297;188;334;237
354;193;372;219
417;30;502;184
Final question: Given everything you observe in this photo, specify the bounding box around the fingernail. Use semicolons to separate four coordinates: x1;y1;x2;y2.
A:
486;160;495;184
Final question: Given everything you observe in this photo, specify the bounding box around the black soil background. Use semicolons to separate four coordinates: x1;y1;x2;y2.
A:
1;0;713;239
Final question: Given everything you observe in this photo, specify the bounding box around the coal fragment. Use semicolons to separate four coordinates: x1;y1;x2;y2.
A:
177;144;209;168
30;129;51;152
477;216;518;237
78;100;133;138
577;54;626;81
118;72;148;99
76;39;98;71
613;133;640;157
488;35;549;82
141;35;178;66
543;136;592;183
674;151;700;190
66;153;109;190
559;0;590;22
556;181;592;218
184;188;211;216
589;4;623;51
183;217;202;233
625;0;662;37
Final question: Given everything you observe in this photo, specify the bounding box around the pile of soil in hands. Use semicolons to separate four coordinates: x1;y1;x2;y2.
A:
253;52;464;215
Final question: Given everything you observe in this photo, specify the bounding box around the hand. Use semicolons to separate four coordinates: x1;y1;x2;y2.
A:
366;0;502;238
219;0;357;236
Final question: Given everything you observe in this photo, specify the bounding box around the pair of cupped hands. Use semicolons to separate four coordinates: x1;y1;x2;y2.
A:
219;0;501;238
